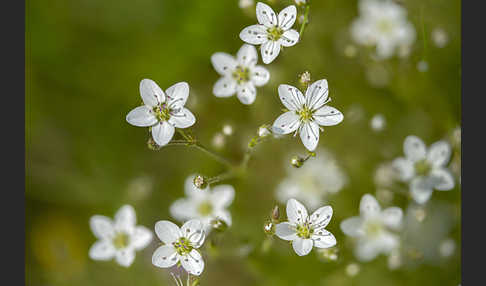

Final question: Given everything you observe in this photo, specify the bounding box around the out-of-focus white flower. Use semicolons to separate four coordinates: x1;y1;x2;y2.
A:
374;162;398;188
432;28;449;48
212;132;225;149
370;113;386;131
211;44;270;105
387;248;402;269
152;219;206;276
417;60;429;72
340;194;403;262
222;124;233;136
351;0;416;59
345;263;360;276
89;205;152;267
392;135;455;204
240;2;300;64
126;79;196;147
170;175;234;233
239;0;254;9
272;79;344;151
275;199;337;256
438;238;456;258
344;44;358;58
276;148;348;210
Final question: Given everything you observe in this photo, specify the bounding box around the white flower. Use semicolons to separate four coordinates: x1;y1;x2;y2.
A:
432;28;449;48
392;135;455;204
275;198;337;256
239;0;254;9
271;79;344;151
340;194;403;262
370;113;386;131
170;175;234;232
89;205;153;267
239;2;300;64
351;0;415;59
276;148;347;210
211;44;270;105
152;219;206;276
126;79;196;146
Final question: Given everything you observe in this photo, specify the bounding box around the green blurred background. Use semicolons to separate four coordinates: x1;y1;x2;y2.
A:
26;0;461;285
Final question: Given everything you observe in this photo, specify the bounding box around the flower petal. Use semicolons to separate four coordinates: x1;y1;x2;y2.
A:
403;135;427;162
340;217;364;237
312;230;336;249
169;108;196;129
115;249;135;267
210;185;235;208
305;79;329;110
250;65;270;87
292;238;313;256
359;194;381;219
278;84;305;111
272;111;300;135
309;206;333;228
166;82;189;110
155;220;181;244
381;207;403;230
152;245;178;268
181;219;205;248
286;198;309;225
180;249;204;276
260;40;281;64
256;2;278;27
355;239;381;261
211;52;237;76
213;77;237;97
169;198;197;222
299;122;320;151
237;44;258;67
427;140;451;167
430;168;455;191
280;29;299;47
313;106;343;126
410;177;434;204
90;215;114;239
239;24;268;45
131;226;153;250
140;79;164;107
236;82;257;105
114;205;136;233
278;5;297;30
391;157;414;181
126;106;158;127
89;240;116;260
151;121;175;147
275;222;298;241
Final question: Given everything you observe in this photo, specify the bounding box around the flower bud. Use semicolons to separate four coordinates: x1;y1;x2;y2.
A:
210;218;228;232
147;136;161;150
263;221;275;236
193;175;208;189
317;247;339;262
291;156;305;168
271;205;280;222
258;125;271;137
299;71;311;88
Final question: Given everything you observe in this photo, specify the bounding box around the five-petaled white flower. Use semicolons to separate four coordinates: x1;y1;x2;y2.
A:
392;135;455;204
89;205;153;267
152;219;206;276
170;175;235;232
351;0;415;59
275;198;337;256
340;194;403;262
271;79;344;151
211;44;270;105
240;2;300;64
126;79;196;147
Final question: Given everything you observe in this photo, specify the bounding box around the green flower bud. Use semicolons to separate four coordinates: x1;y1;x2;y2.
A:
271;205;280;222
147;136;161;151
210;218;228;232
193;175;208;189
263;220;275;236
291;156;305;168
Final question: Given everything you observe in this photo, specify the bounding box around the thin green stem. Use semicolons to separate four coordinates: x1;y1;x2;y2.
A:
299;4;311;38
192;143;234;168
420;6;427;61
207;171;235;185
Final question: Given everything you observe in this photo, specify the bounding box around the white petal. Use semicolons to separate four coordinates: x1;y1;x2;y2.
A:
210;185;235;208
89;240;116;260
278;84;305;111
256;2;278;27
281;29;299;47
140;79;164;107
152;245;178;268
180;249;204;276
299;122;320;151
313;106;343;126
114;205;136;233
250;65;270;86
292;238;313;256
359;194;381;219
211;52;237;76
261;40;281;64
239;24;268;45
430;168;455;191
131;226;153;250
151;121;175;147
90;215;114;239
286;198;309;225
340;217;364;237
166;82;190;110
115;249;135;267
312;230;337;248
169;108;196;129
170;199;197;222
391;157;414;181
403;135;427;162
381;207;403;230
355;239;381;261
275;222;298;241
236;44;258;67
126;106;158;127
181;219;205;248
427;141;451;167
309;206;333;228
272;111;300;135
213;77;237;97
155;220;181;244
236;82;257;105
278;5;297;30
410;178;434;204
305;79;329;110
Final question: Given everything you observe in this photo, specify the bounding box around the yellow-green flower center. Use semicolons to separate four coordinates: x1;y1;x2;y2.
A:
232;66;250;84
152;104;171;122
267;26;284;41
414;159;431;176
197;201;213;216
377;19;394;34
173;237;193;256
296;223;314;239
298;105;314;123
364;221;383;238
112;232;130;250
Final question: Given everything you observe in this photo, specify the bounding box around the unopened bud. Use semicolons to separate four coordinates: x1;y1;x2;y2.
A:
258;125;271;137
317;247;339;262
299;71;311;88
210;218;228;232
291;156;305;168
193;175;208;189
263;221;275;236
271;205;280;222
147;136;161;150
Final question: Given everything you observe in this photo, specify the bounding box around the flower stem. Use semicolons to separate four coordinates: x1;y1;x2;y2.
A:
299;4;311;38
207;171;235;185
192;143;234;168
